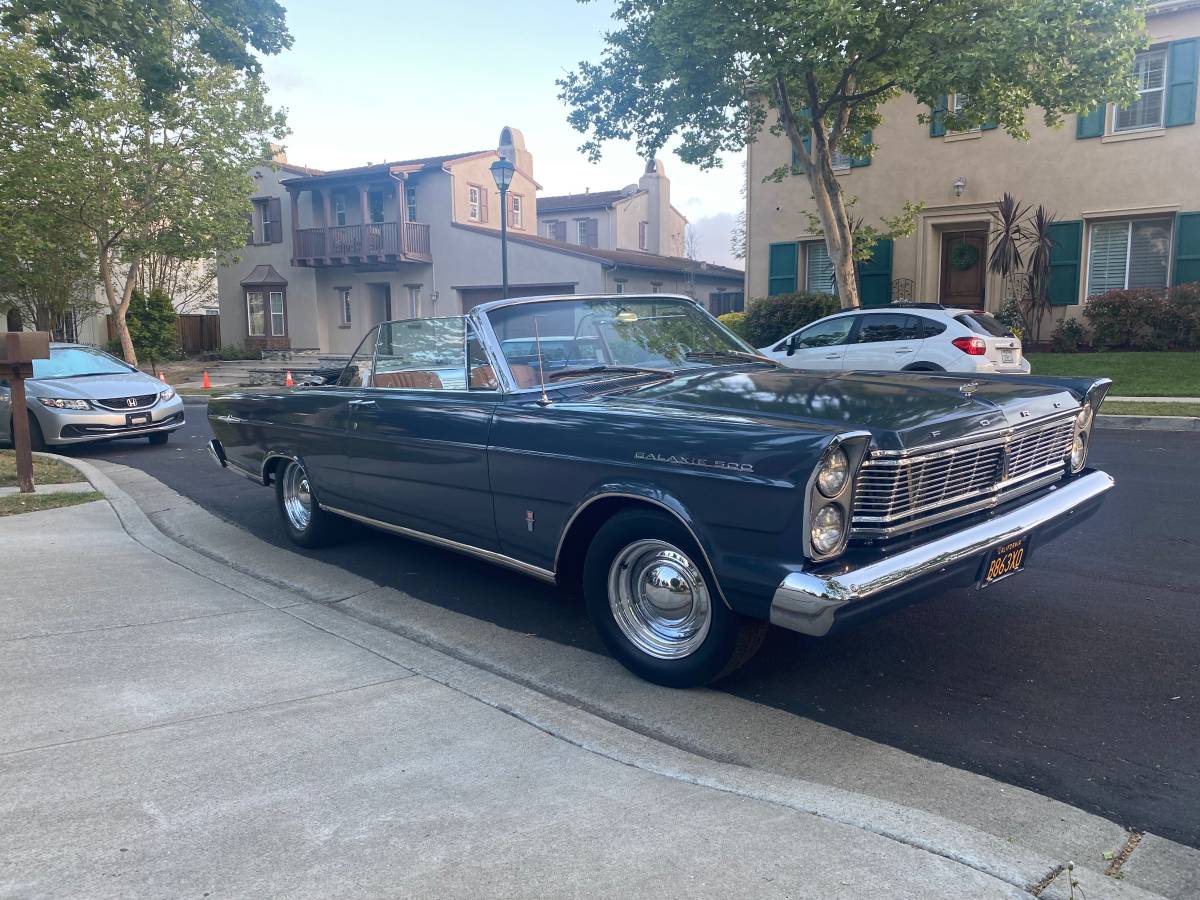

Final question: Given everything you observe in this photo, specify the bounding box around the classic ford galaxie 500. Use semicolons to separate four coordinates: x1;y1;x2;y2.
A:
207;294;1113;687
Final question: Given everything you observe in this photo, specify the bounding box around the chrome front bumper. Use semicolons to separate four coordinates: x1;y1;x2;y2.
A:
770;470;1115;637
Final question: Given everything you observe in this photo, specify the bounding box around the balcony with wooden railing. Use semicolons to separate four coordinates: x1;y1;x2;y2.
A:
292;220;432;266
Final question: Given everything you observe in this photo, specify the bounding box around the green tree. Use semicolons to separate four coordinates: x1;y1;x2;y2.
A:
0;0;291;111
125;288;179;367
0;18;288;365
560;0;1146;309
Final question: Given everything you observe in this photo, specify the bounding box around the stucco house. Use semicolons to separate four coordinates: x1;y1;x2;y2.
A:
746;0;1199;324
218;128;743;357
536;159;688;257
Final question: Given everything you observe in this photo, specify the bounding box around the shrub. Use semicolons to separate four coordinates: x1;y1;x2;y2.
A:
1050;318;1087;352
717;311;749;341
995;299;1027;339
1083;283;1200;351
743;292;841;348
125;288;181;363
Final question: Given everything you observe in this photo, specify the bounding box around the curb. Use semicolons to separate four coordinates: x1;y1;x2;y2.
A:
41;453;1171;900
1097;414;1200;432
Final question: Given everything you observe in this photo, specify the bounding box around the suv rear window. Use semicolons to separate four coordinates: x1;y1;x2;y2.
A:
954;312;1012;337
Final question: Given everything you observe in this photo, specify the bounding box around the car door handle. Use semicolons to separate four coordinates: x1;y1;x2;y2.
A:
895;348;914;354
348;399;377;409
824;353;840;359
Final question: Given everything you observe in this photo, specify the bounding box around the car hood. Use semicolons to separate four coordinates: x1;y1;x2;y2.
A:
27;372;164;401
606;367;1082;453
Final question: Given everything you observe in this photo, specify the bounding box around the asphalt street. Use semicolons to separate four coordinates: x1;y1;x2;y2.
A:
68;403;1200;848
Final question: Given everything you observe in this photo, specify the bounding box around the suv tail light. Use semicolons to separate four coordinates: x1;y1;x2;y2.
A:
952;336;987;356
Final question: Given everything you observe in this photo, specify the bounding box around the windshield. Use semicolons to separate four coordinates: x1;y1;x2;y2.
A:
32;347;134;379
955;312;1013;338
486;297;760;386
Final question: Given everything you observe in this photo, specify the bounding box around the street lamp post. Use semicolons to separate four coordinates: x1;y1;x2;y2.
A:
490;157;515;299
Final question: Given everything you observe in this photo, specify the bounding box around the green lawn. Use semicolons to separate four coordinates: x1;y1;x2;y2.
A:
1099;400;1200;417
0;450;82;488
0;491;103;517
1026;352;1200;397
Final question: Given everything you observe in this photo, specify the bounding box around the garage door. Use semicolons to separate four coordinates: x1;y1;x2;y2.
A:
458;283;575;314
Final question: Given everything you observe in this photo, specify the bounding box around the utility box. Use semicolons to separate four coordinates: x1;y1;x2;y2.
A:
3;331;51;494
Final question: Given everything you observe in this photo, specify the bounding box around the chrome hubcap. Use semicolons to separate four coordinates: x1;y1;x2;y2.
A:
281;462;312;531
607;539;711;659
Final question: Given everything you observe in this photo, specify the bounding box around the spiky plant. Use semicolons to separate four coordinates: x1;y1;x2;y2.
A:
988;192;1028;303
1021;205;1057;343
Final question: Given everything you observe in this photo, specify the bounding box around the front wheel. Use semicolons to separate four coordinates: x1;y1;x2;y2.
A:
148;431;170;446
274;459;339;547
583;509;768;688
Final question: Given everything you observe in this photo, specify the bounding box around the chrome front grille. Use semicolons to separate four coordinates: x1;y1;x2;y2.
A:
852;414;1076;538
95;393;158;411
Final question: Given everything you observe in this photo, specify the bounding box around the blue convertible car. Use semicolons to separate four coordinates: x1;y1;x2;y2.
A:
208;294;1113;687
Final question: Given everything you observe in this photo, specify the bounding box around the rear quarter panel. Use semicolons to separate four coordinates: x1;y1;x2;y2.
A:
208;387;354;503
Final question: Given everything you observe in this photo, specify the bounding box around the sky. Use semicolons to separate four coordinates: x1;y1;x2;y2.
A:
259;0;744;266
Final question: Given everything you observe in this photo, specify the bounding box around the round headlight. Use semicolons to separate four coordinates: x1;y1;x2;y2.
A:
816;447;849;498
1069;433;1087;473
1076;404;1094;434
811;504;845;555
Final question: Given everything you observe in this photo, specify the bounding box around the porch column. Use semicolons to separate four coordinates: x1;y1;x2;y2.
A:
289;190;299;261
321;189;333;262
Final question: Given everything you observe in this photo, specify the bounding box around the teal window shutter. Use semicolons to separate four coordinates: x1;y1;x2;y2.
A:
1172;212;1200;285
850;130;872;167
857;239;893;307
929;96;947;137
768;242;799;295
1047;221;1083;305
790;109;813;173
1076;107;1105;139
1166;39;1198;127
981;119;998;131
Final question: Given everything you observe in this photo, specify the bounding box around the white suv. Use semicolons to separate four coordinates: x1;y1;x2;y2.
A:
758;304;1030;375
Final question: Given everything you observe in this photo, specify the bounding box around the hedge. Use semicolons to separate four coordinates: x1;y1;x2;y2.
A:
1083;283;1200;351
742;292;841;348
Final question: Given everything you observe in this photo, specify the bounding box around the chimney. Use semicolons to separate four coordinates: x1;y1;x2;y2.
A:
638;158;670;255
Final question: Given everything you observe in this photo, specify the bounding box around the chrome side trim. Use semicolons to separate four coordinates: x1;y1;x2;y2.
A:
552;491;731;607
260;451;301;484
206;439;261;484
321;505;557;584
771;470;1114;637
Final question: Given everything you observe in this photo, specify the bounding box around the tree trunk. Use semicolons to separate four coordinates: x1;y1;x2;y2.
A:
803;139;860;309
98;244;140;366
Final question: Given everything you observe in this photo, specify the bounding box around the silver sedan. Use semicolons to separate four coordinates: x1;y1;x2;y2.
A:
0;343;186;450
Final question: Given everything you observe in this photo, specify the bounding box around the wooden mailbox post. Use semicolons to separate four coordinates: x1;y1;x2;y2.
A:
3;332;50;494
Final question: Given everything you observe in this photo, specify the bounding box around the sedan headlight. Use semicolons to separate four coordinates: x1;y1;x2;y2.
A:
810;504;845;555
37;397;91;410
160;387;176;402
1068;403;1096;474
1075;404;1093;434
1069;433;1088;472
816;447;849;498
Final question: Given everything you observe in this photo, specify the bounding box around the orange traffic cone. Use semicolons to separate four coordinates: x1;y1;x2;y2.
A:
285;370;294;388
158;370;167;383
202;371;212;391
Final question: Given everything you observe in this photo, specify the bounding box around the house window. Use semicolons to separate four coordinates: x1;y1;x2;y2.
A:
638;221;648;250
613;279;626;294
806;241;836;294
829;147;853;170
406;187;417;223
259;201;274;244
333;193;348;227
338;287;352;325
408;285;421;318
510;194;523;228
544;221;558;239
246;291;266;336
1087;218;1173;296
650;281;662;293
577;218;589;245
1114;50;1167;132
269;291;286;336
468;185;482;222
368;190;385;224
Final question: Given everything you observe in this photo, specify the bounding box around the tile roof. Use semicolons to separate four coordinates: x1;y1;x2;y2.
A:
279;151;489;183
240;264;288;286
536;189;637;213
454;223;743;278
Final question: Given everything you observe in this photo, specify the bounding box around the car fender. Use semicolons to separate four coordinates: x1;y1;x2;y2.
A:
554;480;732;608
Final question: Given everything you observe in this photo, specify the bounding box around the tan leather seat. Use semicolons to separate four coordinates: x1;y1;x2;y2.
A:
509;364;538;388
469;365;498;389
372;370;443;390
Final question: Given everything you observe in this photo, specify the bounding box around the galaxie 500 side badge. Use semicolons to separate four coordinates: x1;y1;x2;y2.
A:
635;451;754;473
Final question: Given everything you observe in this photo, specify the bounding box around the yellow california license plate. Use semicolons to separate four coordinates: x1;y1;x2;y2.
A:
979;536;1030;587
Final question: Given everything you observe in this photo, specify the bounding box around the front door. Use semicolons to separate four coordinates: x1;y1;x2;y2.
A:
346;316;501;550
940;230;987;307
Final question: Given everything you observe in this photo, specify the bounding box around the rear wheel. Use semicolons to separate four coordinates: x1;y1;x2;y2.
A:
274;459;338;547
582;509;768;688
148;431;170;446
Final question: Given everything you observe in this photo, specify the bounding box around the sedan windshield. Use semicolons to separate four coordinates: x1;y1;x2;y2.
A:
32;347;134;379
486;297;764;386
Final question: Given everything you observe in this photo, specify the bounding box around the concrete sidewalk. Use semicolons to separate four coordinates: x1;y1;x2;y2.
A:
1;469;1181;899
